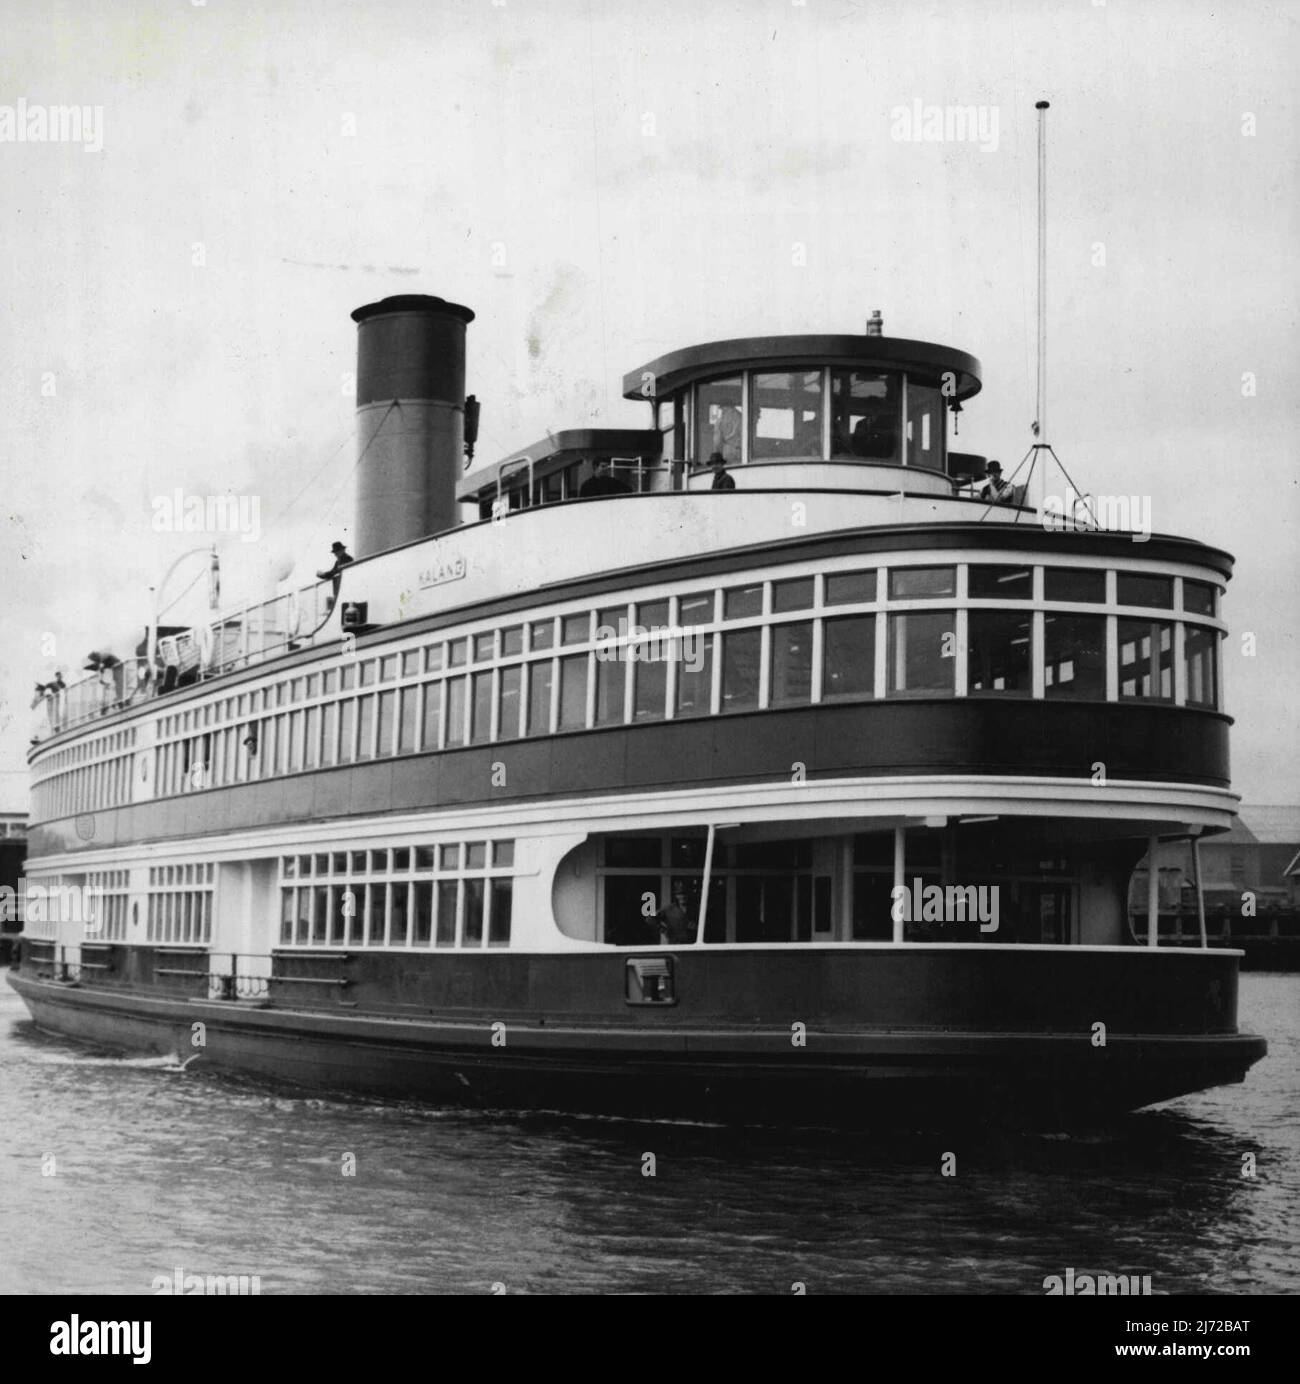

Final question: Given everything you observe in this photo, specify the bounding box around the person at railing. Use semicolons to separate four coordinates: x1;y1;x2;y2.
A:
578;457;632;498
316;541;354;593
975;460;1015;504
316;541;354;612
709;454;737;491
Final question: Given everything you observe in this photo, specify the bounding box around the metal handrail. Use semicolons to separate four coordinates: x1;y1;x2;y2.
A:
34;578;337;741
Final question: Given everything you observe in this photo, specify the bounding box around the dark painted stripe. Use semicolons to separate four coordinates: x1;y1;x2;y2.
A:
26;700;1231;858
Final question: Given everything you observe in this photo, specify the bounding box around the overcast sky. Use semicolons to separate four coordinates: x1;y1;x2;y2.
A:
0;0;1295;810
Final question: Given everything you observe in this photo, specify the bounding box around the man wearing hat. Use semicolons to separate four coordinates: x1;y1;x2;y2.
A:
316;541;355;605
977;461;1014;504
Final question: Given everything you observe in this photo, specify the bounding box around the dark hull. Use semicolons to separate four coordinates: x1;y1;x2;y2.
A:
6;962;1266;1129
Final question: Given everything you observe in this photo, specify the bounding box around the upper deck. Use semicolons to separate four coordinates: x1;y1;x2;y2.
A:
25;302;1236;861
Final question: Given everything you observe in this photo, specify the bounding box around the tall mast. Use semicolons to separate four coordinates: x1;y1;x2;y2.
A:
1035;100;1050;448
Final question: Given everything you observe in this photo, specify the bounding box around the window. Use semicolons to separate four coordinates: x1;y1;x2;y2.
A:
356;695;375;759
825;569;877;606
527;660;553;735
398;688;418;753
498;666;522;739
830;371;900;461
1117;572;1174;609
1184;580;1217;616
823;615;875;701
473;632;495;663
594;648;625;726
675;634;714;717
558;655;588;730
562;613;589;646
723;583;763;620
888;611;955;694
968;565;1032;600
905;380;942;469
633;644;667;722
488;880;513;946
470;673;493;743
1184;625;1218;708
376;690;396;755
721;629;761;713
678;591;714;627
435;881;458;946
303;706;320;768
1044;614;1106;700
750;371;823;460
445;678;467;746
772;577;814;613
530;620;554;651
1119;618;1174;700
889;567;955;600
967;610;1032;694
770;621;813;707
420;682;442;750
1044;567;1106;604
696;375;743;464
338;700;356;761
463;879;485;946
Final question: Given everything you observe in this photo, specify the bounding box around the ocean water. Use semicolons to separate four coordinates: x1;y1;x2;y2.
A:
0;974;1294;1296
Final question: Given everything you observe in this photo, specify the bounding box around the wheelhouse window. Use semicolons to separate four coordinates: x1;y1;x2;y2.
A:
1117;572;1174;609
770;621;813;706
696;376;743;464
888;611;955;695
1044;566;1106;603
675;634;714;717
969;564;1032;600
1118;618;1174;701
1183;579;1217;617
889;566;956;600
823;615;875;701
830;371;900;461
1044;613;1106;700
721;629;761;713
968;610;1032;694
1184;625;1219;708
750;371;823;460
905;381;943;469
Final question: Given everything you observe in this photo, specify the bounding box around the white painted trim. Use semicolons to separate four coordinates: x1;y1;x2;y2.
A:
25;774;1240;874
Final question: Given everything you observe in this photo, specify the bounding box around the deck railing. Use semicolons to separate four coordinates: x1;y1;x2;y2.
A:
34;579;337;741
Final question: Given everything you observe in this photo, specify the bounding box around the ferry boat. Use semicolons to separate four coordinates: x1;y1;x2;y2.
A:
8;293;1266;1127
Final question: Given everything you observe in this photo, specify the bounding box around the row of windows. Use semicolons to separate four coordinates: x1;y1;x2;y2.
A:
146;887;214;945
148;607;1220;797
86;870;130;941
281;842;514;879
278;841;516;949
33;562;1225;816
143;565;1217;742
33;726;137;779
278;877;513;949
664;368;949;471
31;753;134;821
